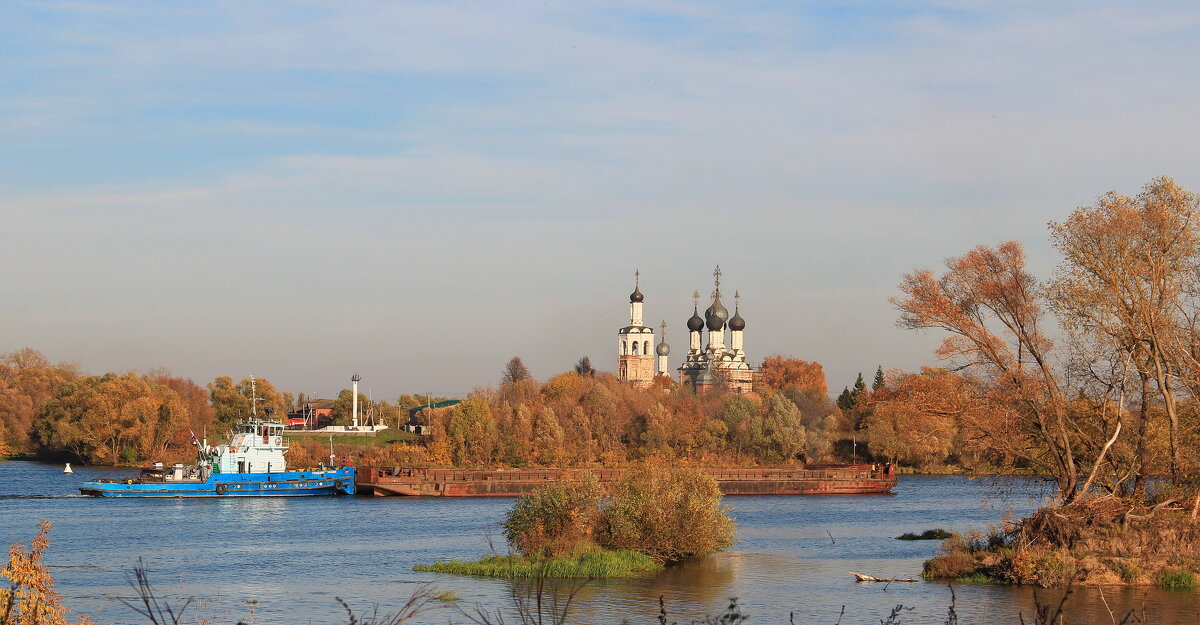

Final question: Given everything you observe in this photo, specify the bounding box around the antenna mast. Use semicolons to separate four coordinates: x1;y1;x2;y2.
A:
249;373;259;418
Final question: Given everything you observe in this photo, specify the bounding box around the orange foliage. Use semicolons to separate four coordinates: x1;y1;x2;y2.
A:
409;371;834;468
759;356;827;395
864;368;980;467
0;521;93;625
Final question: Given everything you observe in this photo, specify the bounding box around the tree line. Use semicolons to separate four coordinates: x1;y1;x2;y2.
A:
883;176;1200;508
0;346;859;467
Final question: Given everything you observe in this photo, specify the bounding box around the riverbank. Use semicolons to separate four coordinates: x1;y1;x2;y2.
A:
924;499;1200;589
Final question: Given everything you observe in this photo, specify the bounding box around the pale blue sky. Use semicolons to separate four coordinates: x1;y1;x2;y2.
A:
3;1;1199;398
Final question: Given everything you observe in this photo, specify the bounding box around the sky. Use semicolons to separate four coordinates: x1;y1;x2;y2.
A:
3;1;1200;399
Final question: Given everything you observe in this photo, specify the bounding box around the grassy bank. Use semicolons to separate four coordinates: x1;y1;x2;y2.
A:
414;548;661;579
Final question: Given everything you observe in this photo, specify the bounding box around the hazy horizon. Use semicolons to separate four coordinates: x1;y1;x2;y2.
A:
4;1;1200;399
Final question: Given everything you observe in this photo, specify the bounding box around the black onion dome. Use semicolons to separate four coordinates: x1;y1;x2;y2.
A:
687;307;704;332
656;340;670;356
728;308;745;331
706;293;728;331
630;284;644;303
706;311;725;331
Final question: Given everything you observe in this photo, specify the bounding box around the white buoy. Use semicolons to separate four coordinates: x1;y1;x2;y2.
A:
63;463;73;474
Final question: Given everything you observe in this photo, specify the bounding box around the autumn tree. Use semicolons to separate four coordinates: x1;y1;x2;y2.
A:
234;377;287;417
720;396;763;460
207;376;249;427
893;242;1082;502
149;372;213;439
530;406;565;465
34;373;187;464
501;357;532;386
446;397;498;466
1049;176;1200;485
863;368;974;468
759;356;827;395
331;388;371;426
762;393;807;462
0;349;78;454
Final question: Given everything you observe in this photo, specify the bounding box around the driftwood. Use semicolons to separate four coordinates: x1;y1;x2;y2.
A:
848;571;918;583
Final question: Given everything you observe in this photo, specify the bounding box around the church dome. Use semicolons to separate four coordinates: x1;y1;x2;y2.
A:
706;293;728;331
687;308;704;332
630;284;644;303
656;340;670;356
706;311;725;331
728;308;745;331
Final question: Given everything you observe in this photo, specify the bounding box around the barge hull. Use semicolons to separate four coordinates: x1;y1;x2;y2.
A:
356;465;896;497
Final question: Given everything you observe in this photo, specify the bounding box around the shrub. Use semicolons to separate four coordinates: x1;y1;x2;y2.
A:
1157;570;1198;591
897;529;953;540
1;520;93;625
501;474;603;557
598;465;736;563
1034;551;1077;588
1113;561;1141;584
923;551;977;579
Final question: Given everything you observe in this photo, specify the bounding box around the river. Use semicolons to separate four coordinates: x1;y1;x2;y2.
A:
0;461;1195;624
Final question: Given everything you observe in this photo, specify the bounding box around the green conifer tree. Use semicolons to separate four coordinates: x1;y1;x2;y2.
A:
872;366;885;392
852;372;867;396
836;387;854;410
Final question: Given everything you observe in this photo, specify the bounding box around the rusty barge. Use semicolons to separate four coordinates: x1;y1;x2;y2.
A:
355;464;897;497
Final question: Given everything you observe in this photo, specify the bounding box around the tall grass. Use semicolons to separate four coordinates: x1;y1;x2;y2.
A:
414;549;660;579
1156;570;1197;591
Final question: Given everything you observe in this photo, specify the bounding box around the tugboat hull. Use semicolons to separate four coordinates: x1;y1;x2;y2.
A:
80;467;355;498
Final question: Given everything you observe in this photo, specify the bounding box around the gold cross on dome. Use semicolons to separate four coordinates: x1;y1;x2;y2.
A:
713;265;722;289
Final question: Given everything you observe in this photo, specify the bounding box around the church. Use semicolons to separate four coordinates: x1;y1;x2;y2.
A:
616;266;754;393
616;271;667;387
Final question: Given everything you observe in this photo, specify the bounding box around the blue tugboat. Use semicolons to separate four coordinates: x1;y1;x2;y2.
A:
80;420;354;498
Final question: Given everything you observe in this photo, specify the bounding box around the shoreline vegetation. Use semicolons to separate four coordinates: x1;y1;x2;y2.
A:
414;549;661;579
893;177;1200;592
416;466;735;579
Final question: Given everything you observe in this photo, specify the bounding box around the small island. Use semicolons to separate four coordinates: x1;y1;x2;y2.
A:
415;465;735;578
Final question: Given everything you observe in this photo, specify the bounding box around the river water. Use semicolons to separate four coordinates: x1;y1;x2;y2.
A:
0;461;1195;625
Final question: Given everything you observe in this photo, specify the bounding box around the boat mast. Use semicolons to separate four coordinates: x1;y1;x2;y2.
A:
249;373;259;419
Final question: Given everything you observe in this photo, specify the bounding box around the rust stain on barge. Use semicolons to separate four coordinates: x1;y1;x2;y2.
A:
355;464;897;497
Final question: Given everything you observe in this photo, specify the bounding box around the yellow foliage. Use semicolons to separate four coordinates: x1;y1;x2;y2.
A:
0;520;93;625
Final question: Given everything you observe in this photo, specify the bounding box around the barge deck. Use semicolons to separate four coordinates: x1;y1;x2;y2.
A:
356;464;896;497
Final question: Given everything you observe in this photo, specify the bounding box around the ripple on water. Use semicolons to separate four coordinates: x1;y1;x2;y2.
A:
1;462;1196;624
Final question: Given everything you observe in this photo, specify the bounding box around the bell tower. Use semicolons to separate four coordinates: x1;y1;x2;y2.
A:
617;270;656;387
